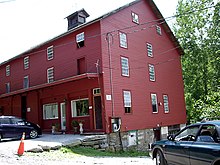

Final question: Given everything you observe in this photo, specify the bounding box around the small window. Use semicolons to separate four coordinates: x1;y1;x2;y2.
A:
149;64;155;81
119;32;127;48
43;103;58;120
93;88;101;95
163;95;169;113
151;93;158;113
147;43;153;57
131;12;139;24
123;91;132;113
121;57;129;77
5;82;10;93
156;25;162;35
24;56;29;69
71;98;89;117
6;65;10;76
23;76;29;89
47;67;54;83
47;46;54;60
76;32;85;48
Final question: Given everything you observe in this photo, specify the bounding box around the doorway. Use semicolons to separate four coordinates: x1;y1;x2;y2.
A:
94;96;103;129
21;96;27;119
60;102;66;131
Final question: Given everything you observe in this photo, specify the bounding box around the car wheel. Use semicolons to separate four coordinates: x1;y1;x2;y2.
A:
29;129;38;139
156;150;167;165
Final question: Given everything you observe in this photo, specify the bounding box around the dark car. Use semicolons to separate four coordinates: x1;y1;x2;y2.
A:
0;116;42;141
151;120;220;165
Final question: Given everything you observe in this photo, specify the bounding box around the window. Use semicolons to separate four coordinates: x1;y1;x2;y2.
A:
149;64;155;81
77;57;86;75
156;25;162;35
163;95;169;113
23;76;29;89
93;88;101;95
76;32;85;48
131;12;139;24
175;126;199;141
47;67;54;83
5;82;10;93
121;57;129;77
24;56;29;69
47;46;54;60
151;93;158;113
147;43;153;57
119;32;127;48
123;91;131;113
6;65;10;76
71;99;89;117
43;103;58;120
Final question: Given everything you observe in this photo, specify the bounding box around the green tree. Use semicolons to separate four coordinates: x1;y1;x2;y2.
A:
174;0;220;123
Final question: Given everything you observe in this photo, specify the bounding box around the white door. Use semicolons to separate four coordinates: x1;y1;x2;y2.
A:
60;102;66;130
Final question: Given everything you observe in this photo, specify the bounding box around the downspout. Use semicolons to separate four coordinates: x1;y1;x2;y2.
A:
106;33;115;117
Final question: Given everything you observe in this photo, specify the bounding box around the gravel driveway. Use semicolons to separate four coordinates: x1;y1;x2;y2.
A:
0;134;155;165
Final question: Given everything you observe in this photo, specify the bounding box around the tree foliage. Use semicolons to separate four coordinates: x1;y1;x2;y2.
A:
174;0;220;123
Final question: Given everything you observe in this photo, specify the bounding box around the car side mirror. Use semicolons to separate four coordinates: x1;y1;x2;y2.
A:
167;134;175;141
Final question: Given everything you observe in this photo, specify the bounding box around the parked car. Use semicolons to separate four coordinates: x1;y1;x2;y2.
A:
151;120;220;165
0;116;42;141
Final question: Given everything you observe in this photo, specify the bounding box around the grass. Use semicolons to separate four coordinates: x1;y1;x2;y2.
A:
60;146;149;157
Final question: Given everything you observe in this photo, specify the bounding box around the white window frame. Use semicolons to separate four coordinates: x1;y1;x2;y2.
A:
149;64;155;81
6;65;10;76
131;12;139;24
71;98;89;117
47;46;54;61
147;43;153;57
156;25;162;35
76;32;84;43
43;103;58;120
23;76;29;89
119;32;127;48
47;67;54;83
5;82;10;93
24;56;29;69
123;91;132;113
163;95;169;113
151;93;158;113
121;57;129;77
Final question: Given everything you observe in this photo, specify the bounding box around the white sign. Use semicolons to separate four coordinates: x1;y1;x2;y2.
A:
106;95;112;101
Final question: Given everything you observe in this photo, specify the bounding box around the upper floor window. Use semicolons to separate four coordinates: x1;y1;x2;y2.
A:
119;32;127;48
121;57;129;77
163;95;169;113
47;46;54;60
131;12;139;24
43;103;58;120
24;56;29;69
149;64;155;81
156;25;162;35
47;67;54;83
147;43;153;57
76;32;85;48
23;76;29;89
5;82;10;93
123;90;132;113
6;65;10;76
151;93;158;113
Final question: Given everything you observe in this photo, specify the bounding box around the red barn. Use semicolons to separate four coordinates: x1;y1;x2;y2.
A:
0;0;186;143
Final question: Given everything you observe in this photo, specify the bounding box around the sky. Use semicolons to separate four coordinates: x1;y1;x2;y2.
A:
0;0;178;63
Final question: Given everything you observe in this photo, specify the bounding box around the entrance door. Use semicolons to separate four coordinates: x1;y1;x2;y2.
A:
21;96;27;119
94;96;103;129
60;102;66;130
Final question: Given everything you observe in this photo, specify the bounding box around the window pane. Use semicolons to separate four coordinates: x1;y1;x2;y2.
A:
121;57;129;76
132;12;139;24
71;99;89;117
24;56;29;69
147;43;153;57
43;103;58;120
76;32;84;43
163;95;169;113
47;67;54;83
151;94;158;113
149;64;155;81
119;32;127;48
47;46;54;60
